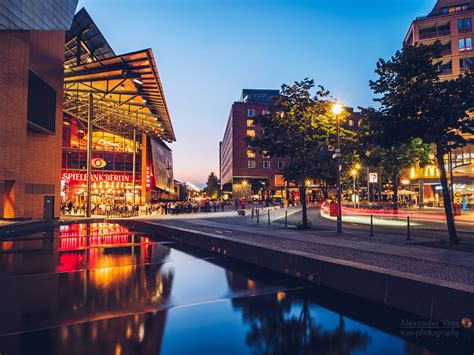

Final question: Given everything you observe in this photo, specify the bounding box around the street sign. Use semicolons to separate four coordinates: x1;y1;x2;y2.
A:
332;153;341;159
369;173;378;184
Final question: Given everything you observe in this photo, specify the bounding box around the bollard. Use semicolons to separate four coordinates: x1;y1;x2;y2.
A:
370;215;374;236
268;210;271;225
285;209;288;228
251;208;254;221
256;209;260;224
407;216;411;241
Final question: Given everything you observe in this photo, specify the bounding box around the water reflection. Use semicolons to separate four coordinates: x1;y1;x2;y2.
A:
0;223;176;335
0;223;472;354
230;290;370;354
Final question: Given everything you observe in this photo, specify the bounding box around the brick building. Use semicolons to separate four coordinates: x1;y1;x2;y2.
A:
405;0;474;79
219;89;364;202
0;0;78;220
220;89;285;200
404;0;474;207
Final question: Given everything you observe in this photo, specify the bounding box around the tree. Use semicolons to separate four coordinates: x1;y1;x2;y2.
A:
203;172;220;199
359;108;431;210
249;79;353;229
179;182;190;201
369;42;474;243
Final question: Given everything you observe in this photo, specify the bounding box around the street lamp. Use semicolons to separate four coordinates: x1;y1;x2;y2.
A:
332;103;343;233
351;169;358;208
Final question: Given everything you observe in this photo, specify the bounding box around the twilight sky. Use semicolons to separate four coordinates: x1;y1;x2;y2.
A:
77;0;435;187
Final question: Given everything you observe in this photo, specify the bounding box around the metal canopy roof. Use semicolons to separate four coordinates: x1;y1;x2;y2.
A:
65;7;115;67
64;49;175;142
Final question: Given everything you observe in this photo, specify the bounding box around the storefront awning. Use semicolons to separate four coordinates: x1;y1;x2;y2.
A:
63;49;175;142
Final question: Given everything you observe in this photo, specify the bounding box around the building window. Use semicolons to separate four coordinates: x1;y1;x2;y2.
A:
247;129;255;137
442;4;469;14
263;161;271;169
247;119;254;127
262;110;270;115
458;18;472;32
459;37;473;51
248;160;256;169
247;109;255;117
358;120;363;127
277;161;285;170
247;150;256;158
460;57;474;70
348;120;354;126
262;150;270;158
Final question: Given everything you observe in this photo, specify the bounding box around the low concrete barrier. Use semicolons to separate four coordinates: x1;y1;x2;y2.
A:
118;219;474;324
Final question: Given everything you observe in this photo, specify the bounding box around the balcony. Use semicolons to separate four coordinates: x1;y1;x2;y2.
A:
419;28;451;39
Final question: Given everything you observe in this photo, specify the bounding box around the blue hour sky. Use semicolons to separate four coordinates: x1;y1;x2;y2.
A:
77;0;435;186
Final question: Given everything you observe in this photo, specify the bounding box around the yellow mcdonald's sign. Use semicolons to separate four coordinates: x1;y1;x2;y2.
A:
409;165;440;179
424;165;440;178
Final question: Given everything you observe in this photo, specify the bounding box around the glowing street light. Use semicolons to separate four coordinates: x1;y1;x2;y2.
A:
332;103;343;115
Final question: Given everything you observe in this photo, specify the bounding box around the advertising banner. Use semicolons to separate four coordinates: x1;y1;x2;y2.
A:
151;138;173;191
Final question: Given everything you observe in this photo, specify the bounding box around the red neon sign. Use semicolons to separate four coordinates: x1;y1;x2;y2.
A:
146;166;151;189
62;172;131;182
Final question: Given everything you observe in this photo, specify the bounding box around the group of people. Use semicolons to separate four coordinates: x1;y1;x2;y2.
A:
143;200;228;215
61;199;233;217
61;200;140;217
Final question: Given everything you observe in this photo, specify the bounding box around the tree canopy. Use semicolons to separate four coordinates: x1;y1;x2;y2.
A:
249;78;353;228
366;42;474;243
203;172;220;199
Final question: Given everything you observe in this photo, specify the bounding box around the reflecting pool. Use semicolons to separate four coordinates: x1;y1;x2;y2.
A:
0;223;472;354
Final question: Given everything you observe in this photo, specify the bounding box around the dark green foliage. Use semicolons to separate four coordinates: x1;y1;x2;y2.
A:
249;78;353;229
203;172;220;199
365;41;474;244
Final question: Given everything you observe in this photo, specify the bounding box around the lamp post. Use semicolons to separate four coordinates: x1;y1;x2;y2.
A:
354;163;361;207
351;169;357;208
332;103;343;233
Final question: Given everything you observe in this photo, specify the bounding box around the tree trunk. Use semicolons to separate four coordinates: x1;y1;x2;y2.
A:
300;186;308;228
392;172;399;212
436;147;459;244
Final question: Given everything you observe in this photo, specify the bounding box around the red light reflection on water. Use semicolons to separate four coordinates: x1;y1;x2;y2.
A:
56;223;153;273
